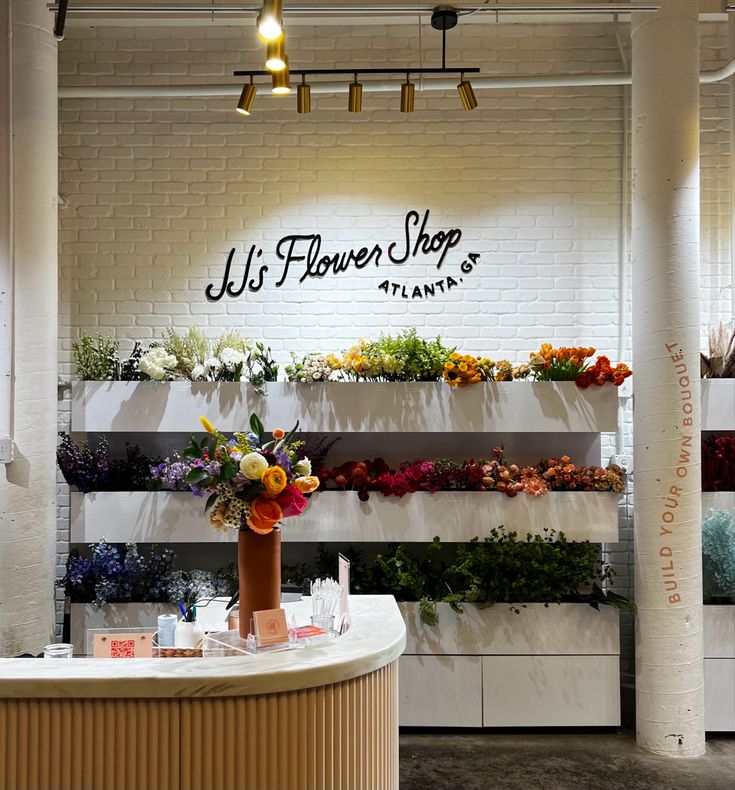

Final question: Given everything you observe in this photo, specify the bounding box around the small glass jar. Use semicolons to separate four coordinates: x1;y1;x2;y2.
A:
44;643;74;659
310;614;335;633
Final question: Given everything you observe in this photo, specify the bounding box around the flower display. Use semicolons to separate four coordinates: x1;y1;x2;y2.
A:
575;356;632;389
703;434;735;491
148;454;191;492
285;353;335;383
71;327;632;390
317;448;625;501
528;343;631;388
139;346;178;381
59;540;237;604
182;413;319;535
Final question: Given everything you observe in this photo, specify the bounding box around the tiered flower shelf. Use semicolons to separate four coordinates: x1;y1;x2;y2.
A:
71;490;621;544
71;381;617;433
701;383;735;731
69;379;622;728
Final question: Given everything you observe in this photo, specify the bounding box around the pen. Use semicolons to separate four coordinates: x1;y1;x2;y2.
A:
178;601;187;621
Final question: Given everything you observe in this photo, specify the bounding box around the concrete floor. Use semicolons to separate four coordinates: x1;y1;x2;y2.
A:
399;732;735;790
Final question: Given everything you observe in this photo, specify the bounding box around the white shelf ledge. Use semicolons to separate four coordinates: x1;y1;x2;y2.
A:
702;379;735;431
702;492;735;514
70;490;621;544
70;381;618;434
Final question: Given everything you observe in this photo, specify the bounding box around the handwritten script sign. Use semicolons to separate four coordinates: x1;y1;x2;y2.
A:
205;209;481;301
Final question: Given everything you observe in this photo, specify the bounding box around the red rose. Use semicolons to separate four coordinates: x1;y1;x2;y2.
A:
276;484;307;518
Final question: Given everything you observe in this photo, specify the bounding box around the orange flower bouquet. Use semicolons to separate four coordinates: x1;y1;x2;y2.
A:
183;413;319;535
529;343;632;388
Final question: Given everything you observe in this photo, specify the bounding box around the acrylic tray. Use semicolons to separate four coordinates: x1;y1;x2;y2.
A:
202;627;336;657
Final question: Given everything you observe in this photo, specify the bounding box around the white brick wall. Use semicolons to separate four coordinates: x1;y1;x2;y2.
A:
57;20;734;682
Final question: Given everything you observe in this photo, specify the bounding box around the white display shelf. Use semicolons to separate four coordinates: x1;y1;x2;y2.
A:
702;379;735;431
702;492;735;514
70;381;618;434
399;600;620;656
70;490;621;544
399;602;620;727
704;605;735;731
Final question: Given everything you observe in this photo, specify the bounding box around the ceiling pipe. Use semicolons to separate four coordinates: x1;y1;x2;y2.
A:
46;3;660;16
58;56;735;98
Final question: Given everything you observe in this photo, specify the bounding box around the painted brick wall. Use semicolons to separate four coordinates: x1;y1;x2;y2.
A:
56;20;733;683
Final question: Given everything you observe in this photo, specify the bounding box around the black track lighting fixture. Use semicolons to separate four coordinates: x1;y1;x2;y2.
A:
53;0;69;41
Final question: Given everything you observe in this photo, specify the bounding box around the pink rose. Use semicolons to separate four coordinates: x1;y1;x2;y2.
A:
276;484;307;518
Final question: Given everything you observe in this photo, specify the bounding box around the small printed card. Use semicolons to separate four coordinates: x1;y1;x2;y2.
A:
253;608;289;647
93;632;154;658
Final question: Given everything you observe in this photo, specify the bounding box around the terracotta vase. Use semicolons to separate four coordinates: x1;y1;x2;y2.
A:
237;527;282;639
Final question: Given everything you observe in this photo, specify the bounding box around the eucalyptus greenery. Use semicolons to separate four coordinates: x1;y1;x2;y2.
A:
702;510;735;603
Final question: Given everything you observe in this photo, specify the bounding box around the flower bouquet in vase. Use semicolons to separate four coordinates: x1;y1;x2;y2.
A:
183;414;319;638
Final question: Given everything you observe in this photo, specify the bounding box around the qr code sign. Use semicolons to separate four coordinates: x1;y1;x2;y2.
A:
110;639;137;658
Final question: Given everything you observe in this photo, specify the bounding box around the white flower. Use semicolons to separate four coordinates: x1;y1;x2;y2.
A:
240;452;269;480
294;458;312;477
139;347;177;381
219;347;246;372
204;356;222;372
191;364;206;381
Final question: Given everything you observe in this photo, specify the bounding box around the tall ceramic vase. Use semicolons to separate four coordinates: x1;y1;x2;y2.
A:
237;527;281;639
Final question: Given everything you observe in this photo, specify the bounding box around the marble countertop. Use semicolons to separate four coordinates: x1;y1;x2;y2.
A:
0;595;405;700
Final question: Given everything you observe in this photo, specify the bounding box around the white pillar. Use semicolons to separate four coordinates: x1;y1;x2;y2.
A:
0;1;58;655
632;0;705;756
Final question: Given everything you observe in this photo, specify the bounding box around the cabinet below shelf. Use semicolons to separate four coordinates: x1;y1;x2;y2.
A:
70;490;622;544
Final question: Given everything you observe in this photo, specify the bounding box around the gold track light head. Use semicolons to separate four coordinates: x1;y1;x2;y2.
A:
400;74;415;113
348;74;363;113
297;76;311;113
236;78;257;116
457;73;478;111
257;0;283;41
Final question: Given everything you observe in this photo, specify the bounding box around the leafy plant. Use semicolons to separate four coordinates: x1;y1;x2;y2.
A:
371;329;455;382
119;341;146;381
247;341;280;394
72;334;119;381
373;529;633;622
703;510;735;603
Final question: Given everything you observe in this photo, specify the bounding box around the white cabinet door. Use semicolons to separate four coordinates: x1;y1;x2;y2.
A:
482;655;620;727
399;655;482;727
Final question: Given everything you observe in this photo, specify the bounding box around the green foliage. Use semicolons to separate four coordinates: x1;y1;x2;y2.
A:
368;528;627;620
366;329;455;382
72;335;119;381
703;510;735;603
247;341;280;394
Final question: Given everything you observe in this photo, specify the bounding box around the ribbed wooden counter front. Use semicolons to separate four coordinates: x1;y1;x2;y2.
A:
0;597;404;790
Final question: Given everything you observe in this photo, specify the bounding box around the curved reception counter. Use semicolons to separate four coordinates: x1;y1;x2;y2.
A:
0;595;405;790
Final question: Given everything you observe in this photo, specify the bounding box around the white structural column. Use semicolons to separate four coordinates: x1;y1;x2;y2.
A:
0;2;58;654
631;1;705;756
